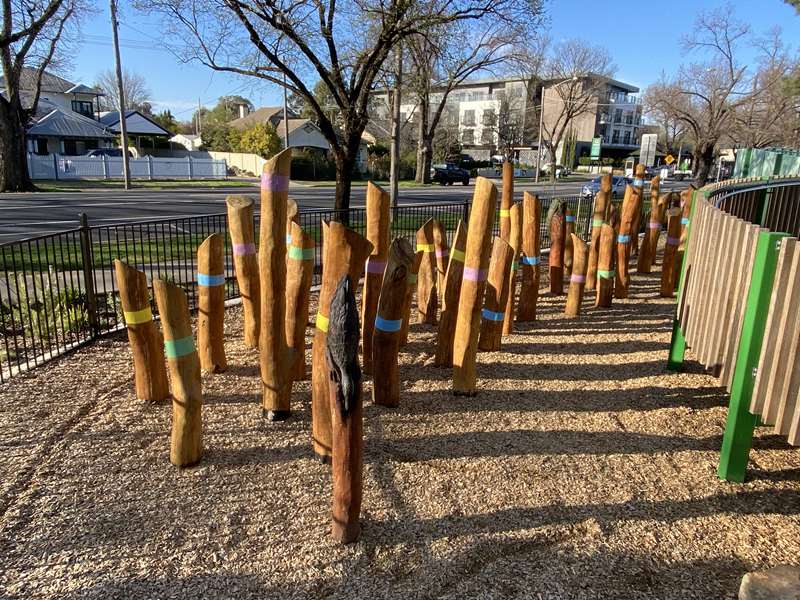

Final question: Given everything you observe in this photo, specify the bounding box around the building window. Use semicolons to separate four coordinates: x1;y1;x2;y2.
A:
71;100;94;118
35;138;48;155
623;131;631;145
612;129;620;144
625;112;633;125
480;127;494;145
482;109;496;126
613;108;622;123
462;110;475;126
462;129;474;145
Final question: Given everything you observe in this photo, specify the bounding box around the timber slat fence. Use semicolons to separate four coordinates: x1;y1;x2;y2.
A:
0;193;592;382
668;175;800;482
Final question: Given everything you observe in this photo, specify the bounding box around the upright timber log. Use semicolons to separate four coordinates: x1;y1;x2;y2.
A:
259;149;294;421
564;207;575;279
630;165;647;257
453;177;497;396
637;182;665;274
565;234;588;317
416;219;438;324
595;223;617;308
660;208;682;297
226;195;260;348
114;260;169;401
197;233;226;373
675;185;696;289
586;175;612;291
434;220;467;367
326;276;363;544
502;203;522;335
433;220;449;295
372;237;414;407
153;279;203;468
549;200;566;295
478;237;514;351
500;161;513;241
361;182;390;375
312;221;373;462
614;184;638;299
517;192;541;321
399;251;423;346
286;221;314;380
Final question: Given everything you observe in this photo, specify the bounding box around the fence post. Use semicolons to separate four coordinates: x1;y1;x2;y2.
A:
148;155;154;181
53;153;59;180
187;155;193;180
666;188;701;371
462;201;470;225
78;213;100;337
102;154;109;180
717;231;788;482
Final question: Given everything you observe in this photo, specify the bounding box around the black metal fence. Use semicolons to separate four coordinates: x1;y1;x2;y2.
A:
0;193;594;382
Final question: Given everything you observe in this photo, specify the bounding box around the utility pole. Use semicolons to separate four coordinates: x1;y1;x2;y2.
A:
197;98;202;136
109;0;130;190
389;45;403;212
283;72;290;150
534;86;545;183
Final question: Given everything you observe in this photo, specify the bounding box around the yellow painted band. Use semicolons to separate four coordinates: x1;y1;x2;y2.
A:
416;243;434;252
499;209;511;217
451;249;466;263
124;307;152;325
316;313;329;332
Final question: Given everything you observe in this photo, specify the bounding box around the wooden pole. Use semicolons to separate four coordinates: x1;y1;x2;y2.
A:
478;237;514;352
630;164;647;257
400;250;423;346
586;174;612;291
416;218;438;324
434;220;467;367
433;219;449;295
595;223;616;308
287;198;299;231
564;206;575;279
637;182;665;274
286;221;314;381
259;148;294;421
675;185;696;291
114;260;169;401
660;207;682;297
326;275;363;544
565;233;588;317
197;233;226;373
153;279;203;468
517;192;541;321
500;161;513;241
502;202;521;335
549;201;565;295
453;177;497;395
226;195;260;348
311;221;373;461
372;237;413;407
614;184;638;299
361;182;390;375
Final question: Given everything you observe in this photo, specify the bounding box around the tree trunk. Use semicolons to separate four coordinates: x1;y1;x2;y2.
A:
333;152;355;214
416;137;433;184
693;142;715;187
0;102;35;192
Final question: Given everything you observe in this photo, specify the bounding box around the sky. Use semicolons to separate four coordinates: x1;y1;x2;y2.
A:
68;0;800;121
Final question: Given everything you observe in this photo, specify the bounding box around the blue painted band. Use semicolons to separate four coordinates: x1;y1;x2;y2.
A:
375;316;403;333
521;255;540;265
197;273;226;286
617;234;631;244
681;218;690;225
633;178;644;186
482;308;505;321
565;215;576;222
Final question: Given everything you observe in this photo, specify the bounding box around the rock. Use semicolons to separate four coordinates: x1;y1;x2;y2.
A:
739;565;800;600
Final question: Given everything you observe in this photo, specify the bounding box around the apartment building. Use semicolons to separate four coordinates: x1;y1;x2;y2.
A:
371;75;641;165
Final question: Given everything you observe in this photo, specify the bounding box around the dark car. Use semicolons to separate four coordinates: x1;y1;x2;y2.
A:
581;175;630;199
431;163;470;186
85;148;132;158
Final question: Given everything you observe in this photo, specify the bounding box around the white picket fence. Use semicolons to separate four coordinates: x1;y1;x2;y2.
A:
27;153;228;180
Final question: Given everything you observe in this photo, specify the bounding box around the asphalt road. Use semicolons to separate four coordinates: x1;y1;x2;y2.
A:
0;177;687;242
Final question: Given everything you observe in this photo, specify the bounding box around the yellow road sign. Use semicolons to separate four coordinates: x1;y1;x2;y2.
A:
665;154;675;165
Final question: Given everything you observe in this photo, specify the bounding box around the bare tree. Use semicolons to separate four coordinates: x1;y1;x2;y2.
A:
643;7;792;186
94;67;152;113
139;0;526;210
0;0;82;191
538;39;615;177
643;97;689;156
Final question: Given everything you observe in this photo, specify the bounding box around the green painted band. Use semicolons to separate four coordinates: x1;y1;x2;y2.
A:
288;245;314;260
597;269;615;278
164;335;195;359
592;219;603;226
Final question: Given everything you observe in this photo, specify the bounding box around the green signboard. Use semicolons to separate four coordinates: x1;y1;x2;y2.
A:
590;136;601;160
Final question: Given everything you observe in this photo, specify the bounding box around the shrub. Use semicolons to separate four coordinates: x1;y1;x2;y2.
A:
239;123;282;159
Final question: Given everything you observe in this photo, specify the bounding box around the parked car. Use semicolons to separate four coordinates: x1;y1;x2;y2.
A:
581;175;631;200
85;148;132;158
541;163;571;179
431;163;470;186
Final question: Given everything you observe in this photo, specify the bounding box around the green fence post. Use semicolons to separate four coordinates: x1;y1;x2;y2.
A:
717;231;788;482
667;189;702;371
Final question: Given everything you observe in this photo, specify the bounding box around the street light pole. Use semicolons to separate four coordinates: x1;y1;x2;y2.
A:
109;0;130;190
534;88;545;183
283;72;290;149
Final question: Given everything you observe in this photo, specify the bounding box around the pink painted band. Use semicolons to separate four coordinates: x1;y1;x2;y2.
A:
436;249;449;258
366;260;386;274
462;266;487;282
570;274;586;283
233;242;256;256
666;236;680;246
261;173;290;192
648;222;662;230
